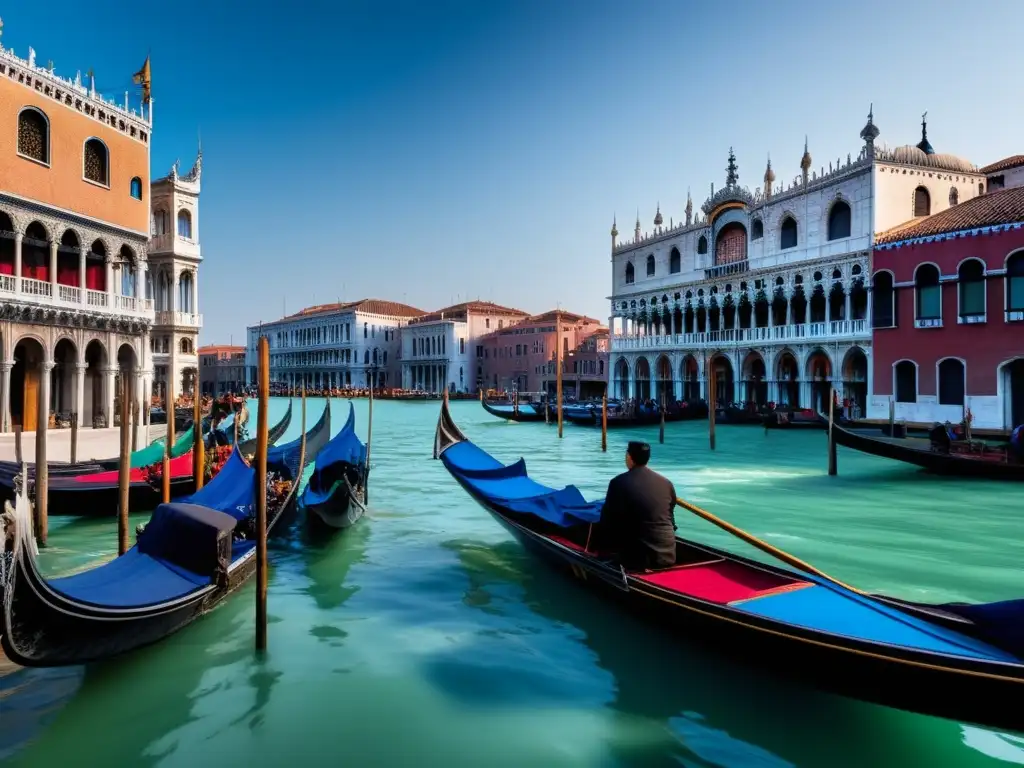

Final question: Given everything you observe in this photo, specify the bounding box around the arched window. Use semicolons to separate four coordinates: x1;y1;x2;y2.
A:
364;322;368;338
937;359;965;406
958;259;985;321
83;138;109;186
130;177;143;200
915;264;941;324
1007;251;1024;315
179;271;194;313
895;361;917;403
646;254;655;277
697;235;708;255
364;350;370;364
780;217;798;249
979;182;985;196
872;271;895;328
625;262;635;285
17;107;49;164
827;201;851;240
176;209;192;239
949;187;959;206
669;247;681;273
913;186;931;217
751;219;764;240
180;338;193;354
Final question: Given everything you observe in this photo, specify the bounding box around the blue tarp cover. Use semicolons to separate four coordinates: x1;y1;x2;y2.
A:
179;447;255;521
302;403;365;507
441;440;603;528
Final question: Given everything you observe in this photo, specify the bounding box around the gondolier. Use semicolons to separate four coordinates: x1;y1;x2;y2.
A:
594;441;677;571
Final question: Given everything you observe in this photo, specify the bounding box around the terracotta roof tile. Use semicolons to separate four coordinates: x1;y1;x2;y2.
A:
410;300;529;324
874;186;1024;245
284;298;426;320
198;345;245;355
980;155;1024;175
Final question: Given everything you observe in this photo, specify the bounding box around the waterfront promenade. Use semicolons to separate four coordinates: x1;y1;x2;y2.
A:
0;427;163;464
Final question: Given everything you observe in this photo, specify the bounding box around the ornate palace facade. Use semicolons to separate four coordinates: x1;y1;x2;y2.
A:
0;37;155;431
608;109;988;416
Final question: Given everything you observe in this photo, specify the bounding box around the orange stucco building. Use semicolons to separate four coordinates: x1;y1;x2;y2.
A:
0;39;155;432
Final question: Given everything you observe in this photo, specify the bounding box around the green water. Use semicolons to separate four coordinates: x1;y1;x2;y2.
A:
3;398;1023;767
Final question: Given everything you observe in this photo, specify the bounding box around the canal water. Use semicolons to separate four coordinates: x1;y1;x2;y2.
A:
3;397;1023;767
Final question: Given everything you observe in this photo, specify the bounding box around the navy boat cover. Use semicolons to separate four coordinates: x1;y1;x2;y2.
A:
180;447;256;521
440;440;603;528
138;503;236;578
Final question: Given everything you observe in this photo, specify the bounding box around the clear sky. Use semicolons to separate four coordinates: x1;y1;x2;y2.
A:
4;0;1022;343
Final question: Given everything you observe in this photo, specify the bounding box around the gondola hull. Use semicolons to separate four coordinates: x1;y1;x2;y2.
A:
305;482;364;531
300;402;367;532
480;399;548;423
567;401;709;427
762;411;826;429
830;421;1024;481
432;399;1024;732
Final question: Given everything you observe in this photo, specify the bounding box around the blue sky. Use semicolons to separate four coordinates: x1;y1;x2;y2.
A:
4;0;1022;343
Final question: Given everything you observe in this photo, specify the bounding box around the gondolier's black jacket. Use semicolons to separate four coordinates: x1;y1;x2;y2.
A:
595;466;677;571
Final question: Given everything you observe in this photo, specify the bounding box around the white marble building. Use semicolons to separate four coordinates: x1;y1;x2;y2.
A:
608;110;987;416
399;301;529;394
246;299;424;389
148;150;203;400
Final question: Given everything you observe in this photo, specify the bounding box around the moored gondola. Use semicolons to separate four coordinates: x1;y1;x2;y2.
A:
431;397;1024;730
480;397;548;423
762;409;826;429
0;399;330;668
565;399;708;427
828;419;1024;481
300;402;367;531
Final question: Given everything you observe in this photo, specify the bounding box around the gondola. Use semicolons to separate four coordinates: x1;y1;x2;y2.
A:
33;403;295;518
0;398;331;668
715;405;763;425
828;419;1024;481
431;397;1024;730
300;402;367;531
565;399;709;427
480;398;548;423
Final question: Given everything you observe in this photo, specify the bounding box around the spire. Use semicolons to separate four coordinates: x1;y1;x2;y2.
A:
685;188;693;226
725;147;739;187
653;203;663;227
800;136;812;172
610;215;618;239
916;111;934;155
763;153;775;184
634;210;641;240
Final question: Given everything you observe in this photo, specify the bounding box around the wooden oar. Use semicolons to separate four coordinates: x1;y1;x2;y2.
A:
673;496;865;595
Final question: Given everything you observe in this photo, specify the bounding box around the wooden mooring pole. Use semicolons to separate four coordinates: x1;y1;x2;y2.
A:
888;397;895;435
35;363;49;547
70;412;78;464
601;393;607;452
828;387;838;476
193;393;205;491
659;392;665;445
163;360;175;505
14;426;22;465
365;378;374;503
556;310;563;439
708;360;717;452
118;374;131;555
255;336;270;653
132;399;139;452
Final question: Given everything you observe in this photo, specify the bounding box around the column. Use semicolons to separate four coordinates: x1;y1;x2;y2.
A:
866;286;873;329
40;361;54;429
105;367;116;428
191;269;198;321
173;272;180;320
106;257;114;307
75;363;87;429
49;241;58;298
825;292;831;326
786;295;792;325
79;247;88;305
844;288;852;325
0;362;11;432
804;298;810;325
14;234;22;294
140;259;149;305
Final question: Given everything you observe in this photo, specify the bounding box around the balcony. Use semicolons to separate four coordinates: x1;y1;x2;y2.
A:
155;311;203;328
611;319;869;351
0;276;152;318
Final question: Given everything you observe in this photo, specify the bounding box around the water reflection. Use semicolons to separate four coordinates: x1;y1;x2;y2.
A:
443;538;1015;768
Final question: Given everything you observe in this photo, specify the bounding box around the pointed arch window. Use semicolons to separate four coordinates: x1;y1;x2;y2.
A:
646;254;655;277
827;201;851;240
780;217;798;249
697;235;708;255
751;219;764;240
624;262;635;285
949;187;959;206
669;247;681;273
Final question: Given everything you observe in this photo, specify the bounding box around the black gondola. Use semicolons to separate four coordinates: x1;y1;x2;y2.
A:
715;404;764;425
565;399;708;427
480;398;548;423
431;398;1024;731
0;400;331;667
300;402;368;530
828;419;1024;481
762;409;827;429
26;402;295;518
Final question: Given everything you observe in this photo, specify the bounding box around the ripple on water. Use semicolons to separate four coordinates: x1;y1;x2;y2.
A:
4;398;1022;767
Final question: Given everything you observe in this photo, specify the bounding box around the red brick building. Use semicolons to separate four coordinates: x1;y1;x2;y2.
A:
871;186;1024;429
480;310;608;397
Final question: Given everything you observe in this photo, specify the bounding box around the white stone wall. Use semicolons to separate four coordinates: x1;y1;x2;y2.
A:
400;319;470;391
872;163;985;234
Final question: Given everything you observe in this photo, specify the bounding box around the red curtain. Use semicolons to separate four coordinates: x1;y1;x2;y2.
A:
57;254;79;286
85;259;105;291
23;252;48;281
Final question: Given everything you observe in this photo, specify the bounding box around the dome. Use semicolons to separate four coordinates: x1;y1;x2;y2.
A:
886;145;977;174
